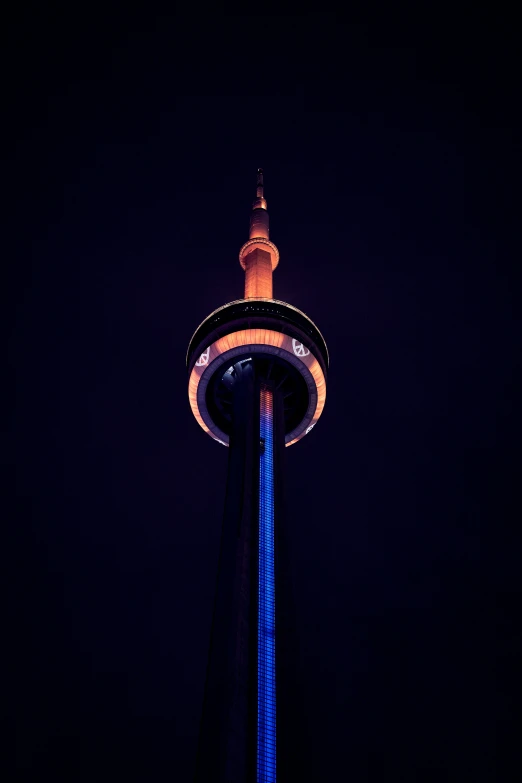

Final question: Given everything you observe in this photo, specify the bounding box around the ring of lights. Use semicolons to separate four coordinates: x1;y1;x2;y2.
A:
186;299;329;372
188;328;326;447
239;238;280;270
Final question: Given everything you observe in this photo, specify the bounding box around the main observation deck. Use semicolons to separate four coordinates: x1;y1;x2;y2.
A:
187;298;328;447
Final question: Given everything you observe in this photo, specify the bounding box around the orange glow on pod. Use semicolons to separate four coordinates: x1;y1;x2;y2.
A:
188;329;326;447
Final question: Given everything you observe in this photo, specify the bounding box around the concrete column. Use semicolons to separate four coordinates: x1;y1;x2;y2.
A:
243;248;273;299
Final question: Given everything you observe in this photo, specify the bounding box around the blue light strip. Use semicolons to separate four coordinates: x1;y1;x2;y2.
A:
257;387;276;782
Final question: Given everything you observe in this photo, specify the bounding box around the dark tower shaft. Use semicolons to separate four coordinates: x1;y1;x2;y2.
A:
195;365;283;782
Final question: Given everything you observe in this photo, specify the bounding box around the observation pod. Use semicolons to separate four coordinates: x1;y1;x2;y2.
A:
187;169;328;448
189;171;328;783
186;298;328;448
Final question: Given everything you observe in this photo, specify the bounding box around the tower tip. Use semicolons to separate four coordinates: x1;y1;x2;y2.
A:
255;168;265;203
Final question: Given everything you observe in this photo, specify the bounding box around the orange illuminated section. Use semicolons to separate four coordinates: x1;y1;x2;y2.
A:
240;168;279;299
249;205;269;239
188;328;326;447
243;248;273;298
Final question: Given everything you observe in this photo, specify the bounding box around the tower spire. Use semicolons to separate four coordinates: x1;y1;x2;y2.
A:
238;169;279;298
256;167;264;201
250;168;269;237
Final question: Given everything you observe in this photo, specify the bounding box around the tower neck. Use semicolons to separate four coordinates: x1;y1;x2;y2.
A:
241;168;278;299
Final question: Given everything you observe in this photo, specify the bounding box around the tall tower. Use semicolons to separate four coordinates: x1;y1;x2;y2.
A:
188;170;328;783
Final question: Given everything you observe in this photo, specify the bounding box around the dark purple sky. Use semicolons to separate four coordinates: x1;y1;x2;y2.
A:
7;6;520;782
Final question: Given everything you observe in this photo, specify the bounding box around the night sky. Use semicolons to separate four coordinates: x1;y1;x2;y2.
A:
7;5;520;782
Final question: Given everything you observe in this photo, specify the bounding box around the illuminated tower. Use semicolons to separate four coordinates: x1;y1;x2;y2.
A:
188;170;328;783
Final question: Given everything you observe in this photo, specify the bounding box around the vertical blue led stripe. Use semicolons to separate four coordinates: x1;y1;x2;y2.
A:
258;387;276;782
